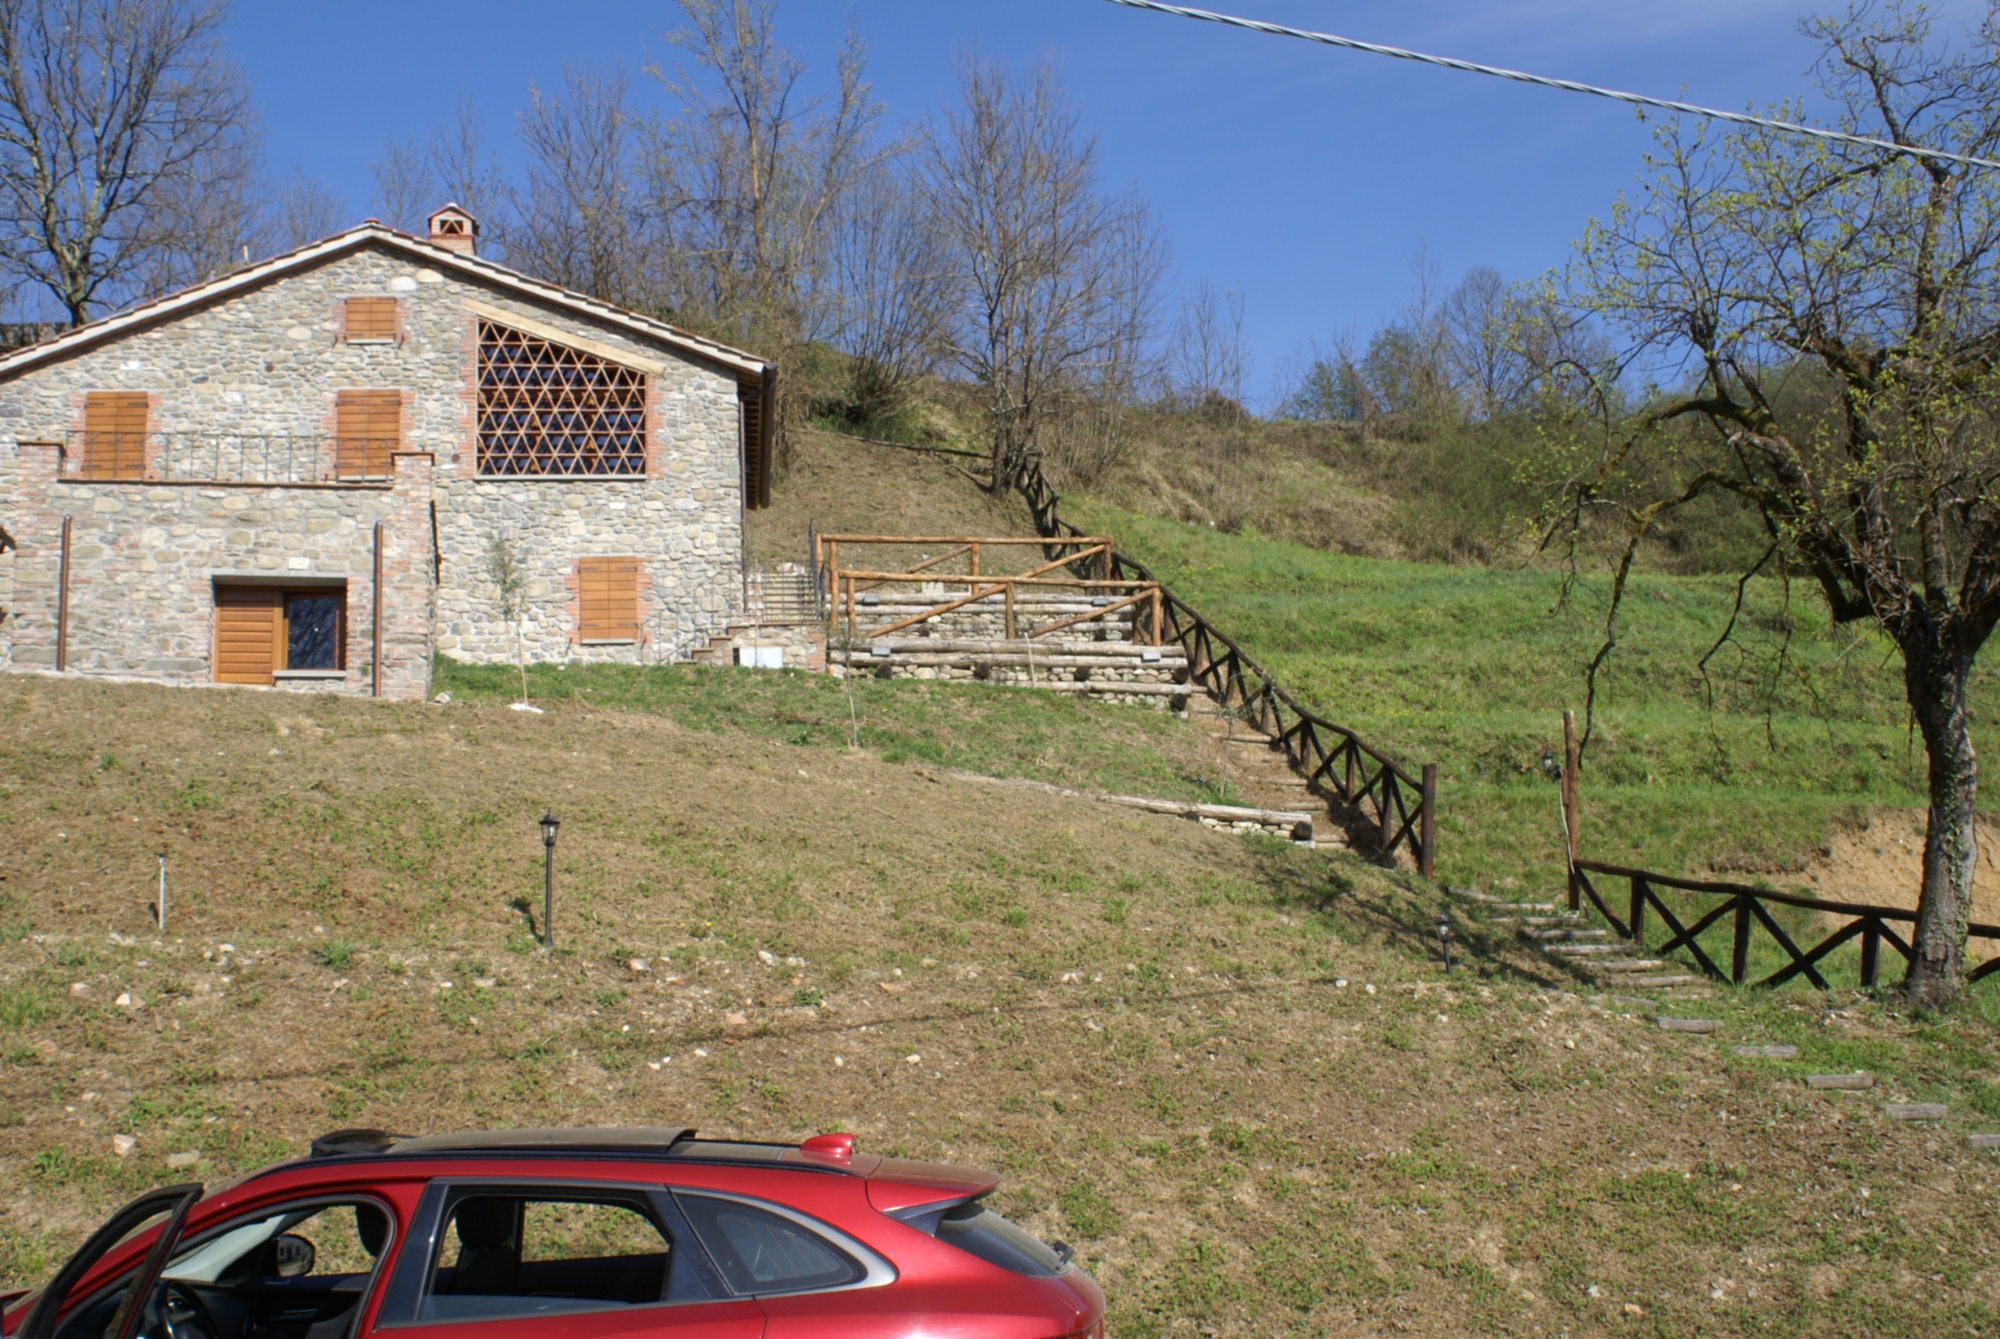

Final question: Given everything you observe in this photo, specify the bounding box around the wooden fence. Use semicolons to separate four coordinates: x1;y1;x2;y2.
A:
1009;450;1438;877
1570;859;2000;988
815;534;1165;643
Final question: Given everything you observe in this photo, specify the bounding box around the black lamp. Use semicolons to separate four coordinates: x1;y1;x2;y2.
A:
1437;911;1453;973
540;811;560;951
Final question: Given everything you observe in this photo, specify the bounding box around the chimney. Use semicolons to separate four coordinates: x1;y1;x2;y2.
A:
427;203;478;256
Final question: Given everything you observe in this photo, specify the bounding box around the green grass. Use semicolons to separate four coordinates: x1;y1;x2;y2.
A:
1067;500;1984;906
433;659;1242;806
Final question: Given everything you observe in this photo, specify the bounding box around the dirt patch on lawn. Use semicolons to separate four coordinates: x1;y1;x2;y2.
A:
1771;808;2000;951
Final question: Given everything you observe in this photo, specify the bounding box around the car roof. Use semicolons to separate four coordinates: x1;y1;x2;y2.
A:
226;1127;1003;1208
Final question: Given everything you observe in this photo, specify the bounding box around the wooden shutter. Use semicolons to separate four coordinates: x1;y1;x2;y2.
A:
334;390;402;478
577;558;641;643
344;297;399;341
81;392;149;479
213;587;279;685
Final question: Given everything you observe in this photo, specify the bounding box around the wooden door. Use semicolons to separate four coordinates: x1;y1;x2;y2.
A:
81;392;149;479
213;587;279;685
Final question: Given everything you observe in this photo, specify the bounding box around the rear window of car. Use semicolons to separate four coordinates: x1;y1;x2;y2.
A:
932;1203;1067;1277
675;1195;861;1295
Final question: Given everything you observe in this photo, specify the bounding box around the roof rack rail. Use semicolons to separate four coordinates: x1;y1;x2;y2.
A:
310;1129;410;1158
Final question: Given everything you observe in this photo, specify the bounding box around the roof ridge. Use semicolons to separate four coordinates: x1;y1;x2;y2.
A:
0;225;770;380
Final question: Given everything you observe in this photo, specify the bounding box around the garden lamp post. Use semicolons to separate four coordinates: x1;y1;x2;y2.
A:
540;811;559;951
1437;912;1453;974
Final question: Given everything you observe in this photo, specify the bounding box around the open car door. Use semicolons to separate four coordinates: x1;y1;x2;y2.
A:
12;1184;202;1339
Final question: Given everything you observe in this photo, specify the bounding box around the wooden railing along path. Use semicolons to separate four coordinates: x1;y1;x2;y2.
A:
1570;859;2000;989
815;534;1166;644
1010;451;1438;877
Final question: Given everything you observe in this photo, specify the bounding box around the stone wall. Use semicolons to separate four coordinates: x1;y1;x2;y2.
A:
0;445;435;698
0;240;750;689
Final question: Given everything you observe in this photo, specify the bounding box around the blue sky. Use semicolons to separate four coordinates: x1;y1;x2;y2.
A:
226;0;1982;403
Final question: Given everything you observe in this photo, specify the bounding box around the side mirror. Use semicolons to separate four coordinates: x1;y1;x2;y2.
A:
271;1235;315;1279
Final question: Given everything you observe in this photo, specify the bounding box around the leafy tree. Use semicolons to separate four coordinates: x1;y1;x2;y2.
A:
1547;2;2000;1005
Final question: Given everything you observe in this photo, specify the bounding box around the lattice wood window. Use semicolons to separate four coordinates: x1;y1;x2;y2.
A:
576;557;641;643
81;392;149;479
333;390;402;479
343;297;400;342
477;320;648;476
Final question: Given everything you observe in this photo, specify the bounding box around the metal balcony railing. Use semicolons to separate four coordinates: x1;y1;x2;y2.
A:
59;432;405;484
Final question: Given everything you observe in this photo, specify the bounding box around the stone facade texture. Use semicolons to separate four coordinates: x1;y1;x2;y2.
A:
0;241;754;699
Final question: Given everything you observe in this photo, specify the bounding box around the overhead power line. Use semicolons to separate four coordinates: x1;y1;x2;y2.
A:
1098;0;2000;173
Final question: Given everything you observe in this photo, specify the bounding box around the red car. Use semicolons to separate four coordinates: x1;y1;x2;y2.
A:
2;1127;1104;1339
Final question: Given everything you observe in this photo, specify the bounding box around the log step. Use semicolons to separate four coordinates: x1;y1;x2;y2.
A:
1521;927;1608;941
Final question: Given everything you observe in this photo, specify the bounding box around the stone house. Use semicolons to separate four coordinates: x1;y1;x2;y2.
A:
0;206;779;700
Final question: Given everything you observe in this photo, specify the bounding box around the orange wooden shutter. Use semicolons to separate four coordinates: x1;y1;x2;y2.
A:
81;392;149;479
214;588;279;685
334;390;401;477
344;297;399;341
577;558;641;642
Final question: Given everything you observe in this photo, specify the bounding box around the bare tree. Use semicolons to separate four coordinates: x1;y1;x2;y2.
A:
510;65;641;304
920;55;1164;492
825;157;950;424
1166;279;1248;417
1548;2;2000;1006
274;172;347;250
1443;265;1525;418
0;0;256;323
368;136;433;234
128;129;264;291
643;0;881;352
429;99;508;253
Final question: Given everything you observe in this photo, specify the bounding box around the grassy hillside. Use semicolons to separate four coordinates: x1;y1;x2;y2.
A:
1065;501;1993;905
2;675;1999;1339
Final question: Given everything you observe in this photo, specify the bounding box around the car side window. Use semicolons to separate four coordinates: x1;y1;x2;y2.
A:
56;1199;393;1339
673;1196;860;1296
418;1197;672;1323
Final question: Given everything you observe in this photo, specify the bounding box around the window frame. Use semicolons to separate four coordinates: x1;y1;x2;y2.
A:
667;1190;896;1299
331;389;404;481
78;391;150;481
212;583;347;686
30;1192;395;1339
574;557;642;646
342;297;402;346
473;320;650;479
371;1181;724;1332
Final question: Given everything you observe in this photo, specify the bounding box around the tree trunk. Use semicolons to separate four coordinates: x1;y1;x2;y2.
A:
1905;637;1978;1008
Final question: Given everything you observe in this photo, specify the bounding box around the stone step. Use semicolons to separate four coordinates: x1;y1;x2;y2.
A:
1591;959;1668;973
1806;1073;1873;1090
1884;1103;1948;1121
1734;1045;1799;1060
1523;914;1583;926
1544;943;1636;957
1656;1017;1722;1034
1521;927;1608;942
1447;887;1558;913
1624;974;1701;988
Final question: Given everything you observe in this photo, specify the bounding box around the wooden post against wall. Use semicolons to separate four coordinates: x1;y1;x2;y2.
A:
1419;763;1437;881
371;521;384;698
55;515;72;672
1562;708;1581;911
